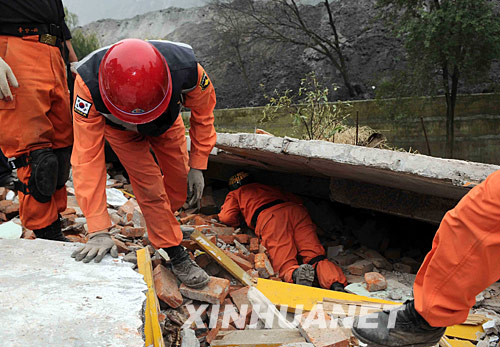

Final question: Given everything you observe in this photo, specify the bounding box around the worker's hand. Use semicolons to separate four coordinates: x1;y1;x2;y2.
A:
0;57;18;102
70;62;78;77
71;231;118;263
187;168;204;207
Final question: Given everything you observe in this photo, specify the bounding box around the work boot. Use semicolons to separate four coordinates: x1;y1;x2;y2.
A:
167;246;210;289
330;282;346;292
292;264;315;286
352;300;446;347
33;218;69;242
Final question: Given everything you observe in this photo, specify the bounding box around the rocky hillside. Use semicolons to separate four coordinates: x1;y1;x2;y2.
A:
79;0;500;109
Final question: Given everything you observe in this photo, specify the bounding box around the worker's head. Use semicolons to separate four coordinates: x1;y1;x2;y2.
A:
228;171;253;191
98;39;172;124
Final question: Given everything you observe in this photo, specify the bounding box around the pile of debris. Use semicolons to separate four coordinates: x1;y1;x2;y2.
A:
1;167;500;347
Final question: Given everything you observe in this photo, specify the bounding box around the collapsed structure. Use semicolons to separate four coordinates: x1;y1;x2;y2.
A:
1;133;499;346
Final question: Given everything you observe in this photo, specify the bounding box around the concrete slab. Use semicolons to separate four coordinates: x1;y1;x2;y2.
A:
0;239;147;347
211;133;500;199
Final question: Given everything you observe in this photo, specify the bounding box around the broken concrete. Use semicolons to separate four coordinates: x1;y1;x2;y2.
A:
204;133;500;223
0;238;146;346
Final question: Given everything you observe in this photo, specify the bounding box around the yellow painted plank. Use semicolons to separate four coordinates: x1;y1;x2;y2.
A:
137;248;165;347
444;338;476;347
255;278;398;312
191;230;254;286
445;323;485;341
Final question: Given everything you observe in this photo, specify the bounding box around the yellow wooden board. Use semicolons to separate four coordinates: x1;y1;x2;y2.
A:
191;230;253;286
137;248;165;347
445;324;485;341
255;278;398;312
442;337;476;347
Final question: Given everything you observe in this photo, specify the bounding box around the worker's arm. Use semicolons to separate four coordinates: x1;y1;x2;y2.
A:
65;40;78;63
218;192;242;227
71;75;111;234
183;63;217;170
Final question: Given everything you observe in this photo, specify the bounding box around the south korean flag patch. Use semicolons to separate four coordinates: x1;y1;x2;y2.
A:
74;96;92;118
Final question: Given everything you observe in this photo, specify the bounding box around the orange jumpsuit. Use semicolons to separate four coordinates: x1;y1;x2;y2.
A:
71;55;216;249
414;170;500;327
218;183;347;288
0;35;73;230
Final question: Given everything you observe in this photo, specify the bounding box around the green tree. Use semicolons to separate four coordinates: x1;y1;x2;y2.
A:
377;0;500;158
262;72;352;140
64;7;100;60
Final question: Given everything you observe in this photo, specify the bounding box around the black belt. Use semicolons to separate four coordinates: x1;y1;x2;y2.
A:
0;23;63;46
251;199;285;228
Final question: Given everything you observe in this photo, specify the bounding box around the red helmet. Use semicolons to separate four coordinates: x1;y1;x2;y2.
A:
98;39;172;124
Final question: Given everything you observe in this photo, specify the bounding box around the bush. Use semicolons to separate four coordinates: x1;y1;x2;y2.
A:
261;72;352;141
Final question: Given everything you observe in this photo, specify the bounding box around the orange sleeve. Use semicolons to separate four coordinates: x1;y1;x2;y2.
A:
183;64;217;170
70;75;112;233
218;191;242;227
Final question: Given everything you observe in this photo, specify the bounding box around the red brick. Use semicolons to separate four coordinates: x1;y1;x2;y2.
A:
224;251;253;271
194;215;209;226
111;237;130;253
347;260;374;276
179;214;196;224
120;226;146;238
118;198;139;216
234;234;250;244
0;187;6;200
195;253;212;268
229;287;250;312
255;253;274;279
218;235;235;244
249;238;259;253
237;252;255;265
332;254;360;266
153;265;183;308
246;269;259;279
0;212;6;222
364;272;387;292
179;276;230;305
301;327;350;347
211;226;235;236
181;240;200;252
269;277;282;281
0;201;19;219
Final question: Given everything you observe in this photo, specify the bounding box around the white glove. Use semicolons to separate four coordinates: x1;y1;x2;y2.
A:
71;231;118;263
70;62;78;76
0;57;18;101
187;168;204;207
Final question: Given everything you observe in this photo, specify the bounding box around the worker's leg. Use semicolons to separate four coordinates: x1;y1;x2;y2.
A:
351;171;500;346
290;204;347;288
148;115;189;212
414;170;500;327
0;36;72;233
256;204;300;281
104;126;183;249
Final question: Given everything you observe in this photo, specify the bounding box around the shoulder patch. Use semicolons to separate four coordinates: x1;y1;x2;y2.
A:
74;96;92;118
199;72;210;91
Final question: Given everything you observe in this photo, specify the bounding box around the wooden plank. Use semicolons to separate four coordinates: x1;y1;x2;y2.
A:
255;278;397;312
191;230;254;286
210;329;305;346
440;337;476;347
444;324;485;341
137;248;165;347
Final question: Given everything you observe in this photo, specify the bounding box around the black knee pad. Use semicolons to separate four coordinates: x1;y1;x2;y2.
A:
53;146;72;189
28;149;59;203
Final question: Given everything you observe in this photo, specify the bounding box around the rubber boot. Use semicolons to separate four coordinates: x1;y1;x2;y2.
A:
166;246;210;289
352;300;446;347
292;264;315;286
33;218;69;242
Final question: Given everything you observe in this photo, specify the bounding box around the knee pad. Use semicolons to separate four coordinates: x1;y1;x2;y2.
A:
53;146;72;189
28;149;59;203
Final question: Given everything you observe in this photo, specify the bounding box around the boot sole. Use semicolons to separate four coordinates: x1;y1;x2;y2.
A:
352;329;440;347
295;264;315;286
184;275;210;289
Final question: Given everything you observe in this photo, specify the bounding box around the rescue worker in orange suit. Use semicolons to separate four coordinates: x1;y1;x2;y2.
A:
70;39;215;289
0;0;74;241
352;170;500;346
218;172;347;291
